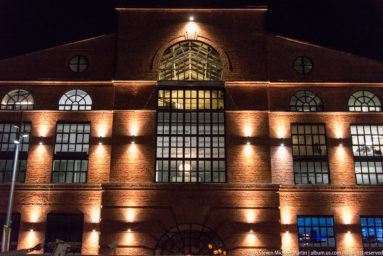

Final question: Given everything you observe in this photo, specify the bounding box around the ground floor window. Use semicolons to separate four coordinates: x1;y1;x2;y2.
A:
361;216;383;252
44;213;83;253
297;216;336;254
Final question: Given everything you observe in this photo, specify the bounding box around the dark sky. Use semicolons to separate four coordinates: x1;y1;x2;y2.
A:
1;0;383;61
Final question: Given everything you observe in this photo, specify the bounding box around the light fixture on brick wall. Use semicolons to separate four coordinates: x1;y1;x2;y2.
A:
185;18;198;40
131;135;135;144
39;136;43;145
280;138;285;147
246;136;250;145
338;138;343;147
98;136;102;145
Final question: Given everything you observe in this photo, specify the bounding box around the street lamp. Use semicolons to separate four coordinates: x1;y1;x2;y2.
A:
1;124;28;252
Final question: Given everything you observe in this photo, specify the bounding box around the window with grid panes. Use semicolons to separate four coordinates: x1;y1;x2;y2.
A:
361;216;383;252
52;123;90;183
156;89;225;183
351;125;383;184
297;216;336;253
291;124;330;184
0;123;30;182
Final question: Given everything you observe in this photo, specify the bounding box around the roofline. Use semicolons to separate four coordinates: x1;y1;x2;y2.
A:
115;7;268;11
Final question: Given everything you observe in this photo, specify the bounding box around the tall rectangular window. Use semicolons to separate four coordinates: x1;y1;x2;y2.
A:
351;125;383;184
291;124;329;184
156;89;225;183
297;216;336;253
0;123;31;182
361;216;383;252
44;213;83;253
52;123;90;183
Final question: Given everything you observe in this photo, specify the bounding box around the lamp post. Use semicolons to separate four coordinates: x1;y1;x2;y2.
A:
1;124;28;252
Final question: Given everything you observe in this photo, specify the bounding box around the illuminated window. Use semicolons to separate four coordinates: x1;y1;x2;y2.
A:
0;123;31;182
290;91;323;112
361;216;383;253
1;89;34;110
291;124;329;184
154;224;227;255
348;91;381;112
44;213;83;253
297;216;336;254
294;56;313;75
159;41;223;81
156;89;225;183
0;213;20;251
68;55;88;73
52;123;90;183
351;125;383;184
58;89;92;111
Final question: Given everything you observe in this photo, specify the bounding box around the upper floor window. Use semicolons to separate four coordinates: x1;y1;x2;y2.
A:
294;56;313;75
290;91;323;112
291;124;329;184
361;216;383;253
297;216;336;254
52;123;90;183
68;55;88;73
58;89;92;111
0;123;31;182
156;89;225;183
351;124;383;185
1;89;34;110
159;40;223;81
348;91;381;112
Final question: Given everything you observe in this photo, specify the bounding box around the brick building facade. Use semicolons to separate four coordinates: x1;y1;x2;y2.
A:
0;7;383;255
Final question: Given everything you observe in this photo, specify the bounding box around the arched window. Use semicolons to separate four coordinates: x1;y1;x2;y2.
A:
58;89;92;111
154;224;227;255
290;90;323;112
348;91;381;112
1;89;34;110
159;40;223;81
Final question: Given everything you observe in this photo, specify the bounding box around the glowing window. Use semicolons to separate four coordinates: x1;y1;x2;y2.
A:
58;89;92;111
156;89;225;183
361;216;383;253
0;123;31;183
351;125;383;185
52;123;90;183
348;91;381;112
291;124;330;184
297;216;336;254
159;40;223;81
68;55;88;73
290;91;323;112
1;89;34;110
294;56;313;75
154;224;227;255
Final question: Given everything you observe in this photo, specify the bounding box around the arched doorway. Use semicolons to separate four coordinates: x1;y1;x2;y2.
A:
154;223;227;255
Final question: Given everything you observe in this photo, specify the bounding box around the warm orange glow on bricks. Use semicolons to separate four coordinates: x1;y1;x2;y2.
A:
244;144;253;156
277;123;286;139
185;21;198;40
24;229;39;249
244;125;252;137
245;231;256;245
281;207;292;225
246;210;256;223
38;125;48;137
97;123;107;138
124;231;135;245
341;207;352;225
281;231;294;251
28;206;43;223
126;208;135;222
91;207;101;223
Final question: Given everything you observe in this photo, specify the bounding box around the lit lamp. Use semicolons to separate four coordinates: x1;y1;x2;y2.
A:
280;138;285;147
185;17;198;40
246;136;251;145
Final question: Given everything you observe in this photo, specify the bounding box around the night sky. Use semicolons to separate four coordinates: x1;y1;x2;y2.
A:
1;0;383;62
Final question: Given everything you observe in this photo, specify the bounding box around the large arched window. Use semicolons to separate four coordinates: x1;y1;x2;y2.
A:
290;90;323;112
154;224;227;255
58;89;92;111
1;89;34;110
159;40;223;81
348;91;381;112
